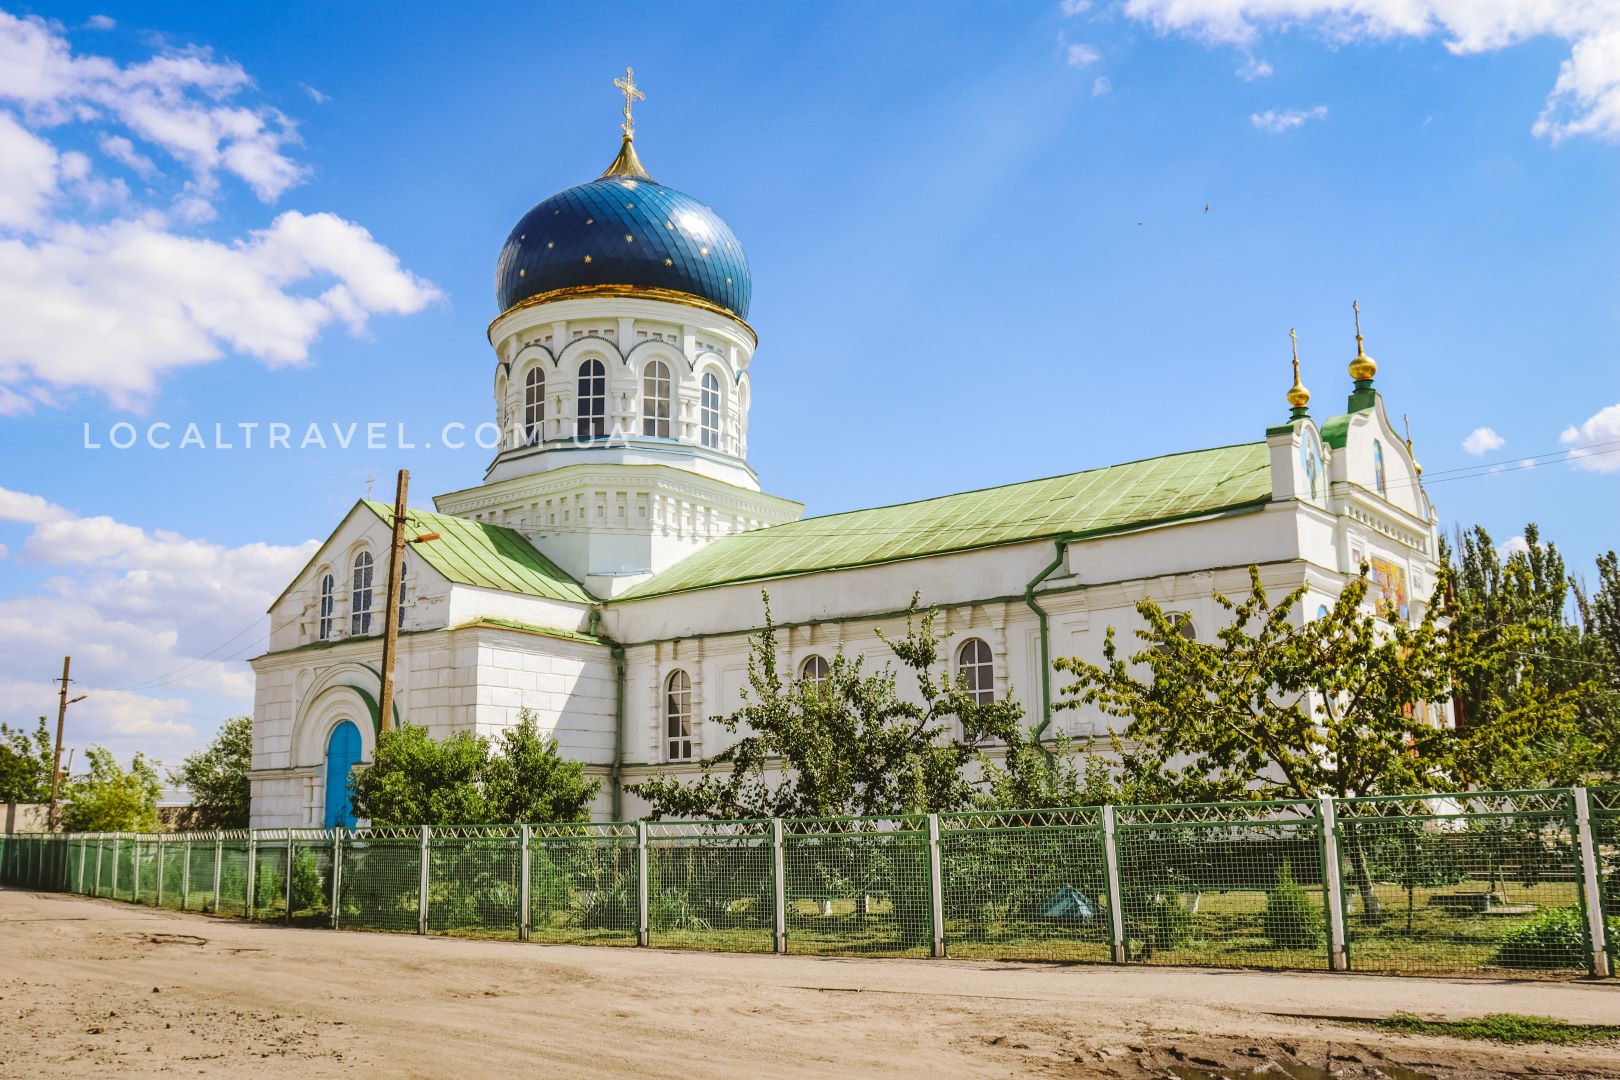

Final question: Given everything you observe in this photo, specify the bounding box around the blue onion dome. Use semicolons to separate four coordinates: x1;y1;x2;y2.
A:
495;137;751;320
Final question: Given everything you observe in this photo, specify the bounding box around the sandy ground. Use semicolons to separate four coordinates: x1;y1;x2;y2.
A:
2;888;1617;1079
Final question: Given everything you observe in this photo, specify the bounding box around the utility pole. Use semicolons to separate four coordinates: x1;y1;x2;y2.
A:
377;470;409;735
48;656;86;831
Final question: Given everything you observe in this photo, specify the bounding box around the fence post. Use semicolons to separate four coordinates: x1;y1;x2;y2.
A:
112;835;121;900
1573;787;1612;978
181;838;190;911
93;837;104;897
331;828;343;930
771;818;786;955
635;820;649;948
78;836;87;894
245;831;257;918
927;812;944;959
156;834;166;908
1318;794;1349;972
518;825;531;942
285;835;297;925
211;834;223;913
1101;805;1126;964
132;835;142;905
417;825;430;936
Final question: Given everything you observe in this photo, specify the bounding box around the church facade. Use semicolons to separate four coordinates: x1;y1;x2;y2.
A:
248;95;1439;827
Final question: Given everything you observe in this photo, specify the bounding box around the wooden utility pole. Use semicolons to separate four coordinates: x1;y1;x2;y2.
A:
377;470;410;735
48;656;71;830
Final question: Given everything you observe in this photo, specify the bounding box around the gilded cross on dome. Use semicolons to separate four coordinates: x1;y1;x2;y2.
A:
614;67;645;139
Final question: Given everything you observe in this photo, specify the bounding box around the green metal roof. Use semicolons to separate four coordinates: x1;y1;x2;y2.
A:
361;500;593;604
617;442;1273;600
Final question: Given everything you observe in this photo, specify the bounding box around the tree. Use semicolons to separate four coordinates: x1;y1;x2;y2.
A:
629;595;1053;820
0;717;53;804
349;710;597;826
169;716;252;829
62;747;162;832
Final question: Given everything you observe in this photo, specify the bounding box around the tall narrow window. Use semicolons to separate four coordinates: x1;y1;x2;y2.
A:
318;573;335;641
351;551;374;636
524;367;545;445
397;558;408;630
577;358;606;440
700;371;721;449
642;360;671;437
800;654;830;686
665;669;693;761
1373;439;1387;496
957;637;993;704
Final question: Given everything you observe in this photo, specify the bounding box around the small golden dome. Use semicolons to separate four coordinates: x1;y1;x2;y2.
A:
1286;328;1310;411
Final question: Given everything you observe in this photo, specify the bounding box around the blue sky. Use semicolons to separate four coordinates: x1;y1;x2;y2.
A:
1;2;1617;771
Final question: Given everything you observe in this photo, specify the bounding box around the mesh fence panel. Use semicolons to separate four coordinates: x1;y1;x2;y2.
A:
427;831;522;940
251;841;289;921
647;822;774;953
98;840;117;896
941;809;1111;962
784;819;931;957
1336;792;1586;976
289;839;335;926
188;842;217;911
134;839;158;905
1595;789;1619;971
1114;801;1328;970
529;827;640;945
339;831;421;933
114;839;135;902
217;838;251;916
159;842;185;909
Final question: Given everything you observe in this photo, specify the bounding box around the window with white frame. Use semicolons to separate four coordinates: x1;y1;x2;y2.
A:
700;371;721;449
800;654;830;686
665;669;693;761
957;637;993;704
642;360;671;438
317;572;335;640
577;358;606;440
351;551;374;636
524;367;545;445
397;557;408;630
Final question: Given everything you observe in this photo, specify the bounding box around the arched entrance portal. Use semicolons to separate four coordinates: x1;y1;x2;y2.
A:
324;721;362;828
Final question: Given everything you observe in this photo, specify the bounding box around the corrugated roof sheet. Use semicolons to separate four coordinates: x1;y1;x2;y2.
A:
617;442;1273;600
361;500;593;604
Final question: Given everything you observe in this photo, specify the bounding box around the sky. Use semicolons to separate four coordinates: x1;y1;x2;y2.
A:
1;1;1618;776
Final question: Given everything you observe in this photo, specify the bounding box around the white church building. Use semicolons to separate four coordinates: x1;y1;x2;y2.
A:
248;90;1439;828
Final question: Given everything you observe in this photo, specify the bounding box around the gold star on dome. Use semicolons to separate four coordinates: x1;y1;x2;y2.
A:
584;255;592;264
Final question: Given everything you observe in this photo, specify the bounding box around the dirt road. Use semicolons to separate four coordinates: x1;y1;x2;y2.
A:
2;888;1616;1078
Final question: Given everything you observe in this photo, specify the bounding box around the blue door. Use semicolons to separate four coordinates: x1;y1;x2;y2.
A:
324;721;362;828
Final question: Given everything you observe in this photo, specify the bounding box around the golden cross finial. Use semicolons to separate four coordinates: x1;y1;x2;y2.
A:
365;472;375;499
1353;299;1364;351
614;67;645;139
1286;326;1310;411
1403;412;1423;475
1289;326;1300;377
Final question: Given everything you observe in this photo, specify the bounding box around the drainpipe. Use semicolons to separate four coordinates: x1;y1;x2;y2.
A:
589;606;628;821
1023;537;1071;740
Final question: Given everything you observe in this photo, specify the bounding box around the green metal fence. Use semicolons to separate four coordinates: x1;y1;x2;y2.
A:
4;786;1614;980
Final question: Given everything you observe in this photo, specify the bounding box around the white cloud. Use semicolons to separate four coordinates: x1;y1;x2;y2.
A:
1067;42;1102;67
300;82;330;104
1121;0;1620;141
0;11;441;411
0;484;318;763
84;14;115;30
1237;55;1274;80
1093;75;1113;96
1060;0;1092;14
1497;534;1530;559
1461;426;1505;455
1251;105;1328;132
1560;402;1620;472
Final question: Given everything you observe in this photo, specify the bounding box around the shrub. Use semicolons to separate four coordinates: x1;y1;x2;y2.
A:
1495;907;1587;969
1154;887;1196;950
1263;860;1324;950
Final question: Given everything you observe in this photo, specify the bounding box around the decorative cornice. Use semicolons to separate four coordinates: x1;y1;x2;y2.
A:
489;284;757;345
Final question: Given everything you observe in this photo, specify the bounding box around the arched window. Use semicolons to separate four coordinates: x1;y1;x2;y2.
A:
1373;439;1387;496
1155;614;1197;653
700;371;721;449
642;360;671;438
577;358;606;440
324;721;361;829
397;558;408;630
665;669;693;761
351;551;374;636
524;367;545;445
800;654;830;686
957;638;993;704
317;572;335;640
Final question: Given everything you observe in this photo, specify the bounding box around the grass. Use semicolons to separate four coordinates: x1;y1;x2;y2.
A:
1346;1012;1620;1045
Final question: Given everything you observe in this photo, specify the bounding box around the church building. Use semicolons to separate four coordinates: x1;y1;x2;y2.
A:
248;76;1439;827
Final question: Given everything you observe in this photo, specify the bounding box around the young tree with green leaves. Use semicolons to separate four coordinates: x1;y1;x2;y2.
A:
169;715;252;829
0;717;53;804
349;710;597;826
62;747;162;832
629;595;1063;820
